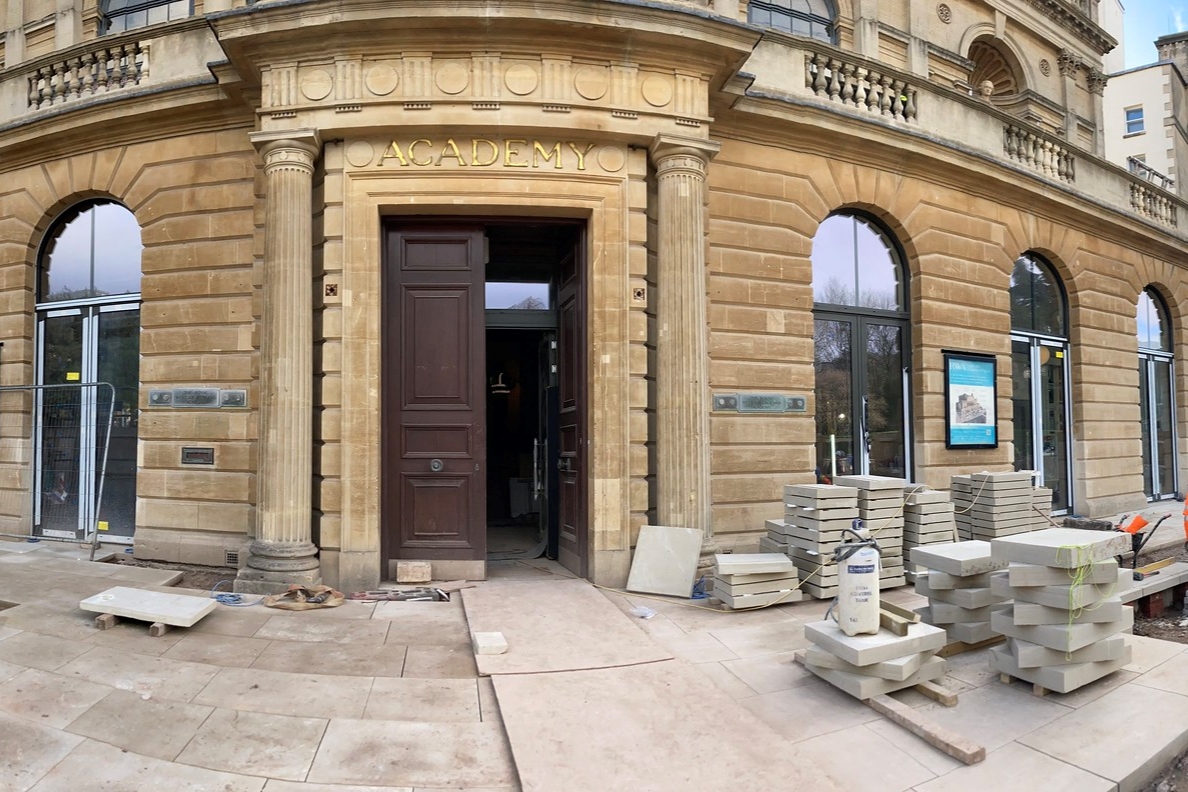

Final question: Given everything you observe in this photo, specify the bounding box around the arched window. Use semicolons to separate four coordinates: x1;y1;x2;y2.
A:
811;213;904;311
39;201;143;303
812;212;910;481
1010;252;1071;513
35;200;142;544
1010;252;1065;337
748;0;836;44
100;0;191;34
1137;288;1177;499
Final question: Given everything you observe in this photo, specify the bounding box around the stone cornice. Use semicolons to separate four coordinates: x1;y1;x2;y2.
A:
1021;0;1117;56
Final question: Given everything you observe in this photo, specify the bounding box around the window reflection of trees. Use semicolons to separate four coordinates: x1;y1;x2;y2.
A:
1010;254;1064;336
811;215;903;311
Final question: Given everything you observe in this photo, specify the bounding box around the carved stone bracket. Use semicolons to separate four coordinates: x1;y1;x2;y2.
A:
1086;68;1108;95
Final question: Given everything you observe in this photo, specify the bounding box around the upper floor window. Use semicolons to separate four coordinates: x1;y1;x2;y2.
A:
39;201;142;304
101;0;191;34
1137;289;1171;353
1125;106;1145;135
748;0;836;44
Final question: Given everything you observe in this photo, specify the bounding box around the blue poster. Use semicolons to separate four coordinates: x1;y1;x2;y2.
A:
947;355;997;447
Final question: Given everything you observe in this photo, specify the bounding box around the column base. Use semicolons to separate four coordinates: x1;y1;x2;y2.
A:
234;566;322;595
233;539;321;594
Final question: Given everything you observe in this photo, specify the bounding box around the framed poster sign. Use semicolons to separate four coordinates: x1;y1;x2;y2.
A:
944;352;997;449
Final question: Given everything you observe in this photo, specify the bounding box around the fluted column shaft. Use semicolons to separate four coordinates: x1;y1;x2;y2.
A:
650;135;719;544
238;129;322;593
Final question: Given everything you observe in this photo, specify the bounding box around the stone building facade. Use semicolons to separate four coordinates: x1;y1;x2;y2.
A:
0;0;1183;594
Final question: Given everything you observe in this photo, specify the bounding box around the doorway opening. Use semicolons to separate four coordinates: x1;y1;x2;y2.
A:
382;219;586;578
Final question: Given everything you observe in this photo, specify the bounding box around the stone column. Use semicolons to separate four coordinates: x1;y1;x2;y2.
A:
649;135;720;556
1087;69;1108;158
237;129;322;594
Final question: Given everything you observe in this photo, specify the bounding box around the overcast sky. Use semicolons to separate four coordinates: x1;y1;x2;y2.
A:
1124;0;1184;68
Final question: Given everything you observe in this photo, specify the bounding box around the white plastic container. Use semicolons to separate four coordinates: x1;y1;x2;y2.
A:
836;543;881;636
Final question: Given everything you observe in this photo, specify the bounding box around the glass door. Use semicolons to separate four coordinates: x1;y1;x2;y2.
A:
1140;355;1177;499
815;314;909;482
36;303;139;541
1012;336;1071;513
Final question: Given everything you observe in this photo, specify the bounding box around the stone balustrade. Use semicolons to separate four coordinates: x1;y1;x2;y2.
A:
27;41;149;111
1003;124;1076;183
1130;182;1179;229
804;51;917;122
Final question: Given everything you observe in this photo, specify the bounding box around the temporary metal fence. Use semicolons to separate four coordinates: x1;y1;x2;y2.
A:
0;382;114;561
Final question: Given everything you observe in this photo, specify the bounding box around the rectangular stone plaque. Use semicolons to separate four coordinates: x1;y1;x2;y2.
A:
171;388;219;408
220;389;247;407
181;447;215;465
714;393;808;413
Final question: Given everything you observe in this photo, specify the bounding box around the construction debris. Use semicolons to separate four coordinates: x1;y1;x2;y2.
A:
348;587;450;602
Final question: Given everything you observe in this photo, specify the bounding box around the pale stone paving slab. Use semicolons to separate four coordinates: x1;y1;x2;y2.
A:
253;614;392;645
365;678;480;722
863;718;963;777
185;608;273;638
804;620;946;666
477;677;501;722
1018;683;1188;791
177;708;328;782
0;627;19;641
307;719;517;787
493;660;843;791
712;650;817;693
791;722;935;792
65;687;216;761
461;579;671;675
0;668;112;728
401;644;477;678
162;632;273;668
912;741;1114;792
625;525;702;597
708;619;809;658
27;737;265;792
911;681;1072;751
1125;633;1188;675
0;603;105;641
0;709;84;791
739;674;880;743
262;783;410;792
0;631;92;671
250;637;407;677
990;528;1130;568
193;666;374;719
56;646;220;702
693;660;760;699
0;660;20;684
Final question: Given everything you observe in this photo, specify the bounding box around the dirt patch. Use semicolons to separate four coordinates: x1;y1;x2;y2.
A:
111;557;238;593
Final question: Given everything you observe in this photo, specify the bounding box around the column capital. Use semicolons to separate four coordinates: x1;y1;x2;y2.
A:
649;134;720;176
250;129;321;174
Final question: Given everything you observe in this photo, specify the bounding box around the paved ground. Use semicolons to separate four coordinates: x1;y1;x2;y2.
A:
3;517;1188;792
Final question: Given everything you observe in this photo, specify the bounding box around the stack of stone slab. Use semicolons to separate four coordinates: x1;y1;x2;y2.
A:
911;541;1009;646
712;553;802;609
902;487;958;582
798;618;948;699
987;528;1133;694
1031;487;1053;530
951;471;1037;541
834;475;907;589
778;483;859;599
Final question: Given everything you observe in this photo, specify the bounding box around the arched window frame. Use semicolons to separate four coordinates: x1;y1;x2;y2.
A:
811;210;908;317
1009;252;1067;339
748;0;837;44
37;199;143;308
1137;288;1173;354
99;0;192;34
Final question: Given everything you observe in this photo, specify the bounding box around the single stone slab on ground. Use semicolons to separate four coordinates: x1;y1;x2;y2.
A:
803;620;947;666
79;586;216;628
910;541;1008;576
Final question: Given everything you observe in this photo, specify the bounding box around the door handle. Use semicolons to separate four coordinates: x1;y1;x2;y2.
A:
429;459;444;472
557;457;572;473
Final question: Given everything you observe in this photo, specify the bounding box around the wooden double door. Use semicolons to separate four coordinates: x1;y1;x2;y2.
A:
382;221;587;577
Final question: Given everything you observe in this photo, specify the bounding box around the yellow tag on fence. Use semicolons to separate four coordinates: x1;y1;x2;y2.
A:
66;372;80;381
97;521;109;531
